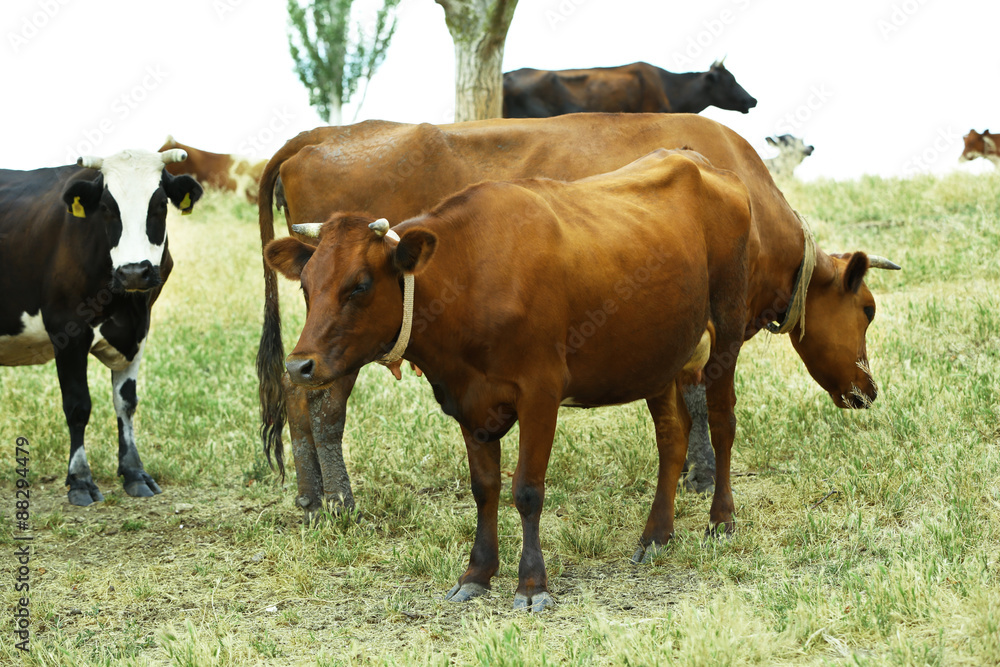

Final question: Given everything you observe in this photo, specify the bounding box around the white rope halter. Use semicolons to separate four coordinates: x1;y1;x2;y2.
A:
375;227;415;366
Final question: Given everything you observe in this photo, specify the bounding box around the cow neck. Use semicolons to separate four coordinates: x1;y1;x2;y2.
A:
766;213;815;341
376;272;414;367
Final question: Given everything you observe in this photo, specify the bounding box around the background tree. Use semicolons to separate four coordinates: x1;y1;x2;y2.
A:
435;0;518;122
288;0;401;125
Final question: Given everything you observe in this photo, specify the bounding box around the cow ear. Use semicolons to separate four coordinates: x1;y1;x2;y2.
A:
705;69;718;82
265;237;315;280
161;170;204;215
842;252;869;294
62;173;104;218
766;136;777;146
394;228;437;275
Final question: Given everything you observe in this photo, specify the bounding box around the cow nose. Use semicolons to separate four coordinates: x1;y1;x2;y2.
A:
286;357;315;384
114;261;156;291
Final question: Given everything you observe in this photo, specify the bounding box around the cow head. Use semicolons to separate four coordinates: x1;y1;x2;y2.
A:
62;149;203;292
704;59;757;114
265;214;433;387
789;251;899;409
960;129;996;162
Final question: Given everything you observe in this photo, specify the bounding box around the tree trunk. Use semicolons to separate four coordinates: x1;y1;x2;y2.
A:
328;91;343;126
436;0;518;122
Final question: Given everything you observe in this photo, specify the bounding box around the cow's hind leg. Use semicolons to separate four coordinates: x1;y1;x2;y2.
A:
633;382;691;564
113;344;161;498
446;425;501;603
56;345;103;506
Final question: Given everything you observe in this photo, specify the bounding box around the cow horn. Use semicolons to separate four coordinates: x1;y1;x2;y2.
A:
867;255;901;270
160;148;188;164
291;223;323;238
369;218;390;237
713;55;726;68
77;156;103;169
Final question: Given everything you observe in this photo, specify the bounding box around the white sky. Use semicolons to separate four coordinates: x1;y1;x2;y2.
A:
2;0;998;179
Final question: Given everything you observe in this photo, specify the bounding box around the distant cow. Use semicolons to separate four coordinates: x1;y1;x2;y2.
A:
502;60;757;118
268;149;753;610
764;135;814;178
0;149;203;505
960;129;1000;165
159;136;266;202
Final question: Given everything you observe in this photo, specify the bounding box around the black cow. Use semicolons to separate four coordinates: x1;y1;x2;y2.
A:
503;59;757;118
0;149;203;506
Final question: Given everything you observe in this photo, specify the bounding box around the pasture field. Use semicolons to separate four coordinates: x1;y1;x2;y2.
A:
1;171;999;666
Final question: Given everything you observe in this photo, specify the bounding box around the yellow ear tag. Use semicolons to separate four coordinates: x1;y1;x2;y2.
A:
71;196;86;218
180;193;192;215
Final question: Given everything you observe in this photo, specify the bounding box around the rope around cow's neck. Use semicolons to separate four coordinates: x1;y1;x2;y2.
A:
766;212;816;341
376;272;414;366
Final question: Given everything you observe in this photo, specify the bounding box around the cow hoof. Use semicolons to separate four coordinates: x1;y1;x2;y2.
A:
631;542;669;564
681;475;715;495
124;474;162;498
445;582;489;603
68;486;104;506
704;522;735;540
512;591;553;613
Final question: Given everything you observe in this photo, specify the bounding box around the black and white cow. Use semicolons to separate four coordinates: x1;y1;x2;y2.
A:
0;149;202;506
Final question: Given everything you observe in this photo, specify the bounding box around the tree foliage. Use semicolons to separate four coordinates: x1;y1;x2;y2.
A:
288;0;401;124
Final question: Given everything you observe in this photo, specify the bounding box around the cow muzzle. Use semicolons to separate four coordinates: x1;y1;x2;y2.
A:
113;261;159;292
285;355;328;388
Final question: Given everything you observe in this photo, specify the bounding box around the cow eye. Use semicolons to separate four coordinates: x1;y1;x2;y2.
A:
349;280;371;299
863;306;875;323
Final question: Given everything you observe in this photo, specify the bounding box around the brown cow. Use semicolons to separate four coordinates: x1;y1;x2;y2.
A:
158;136;266;202
266;149;753;611
960;129;1000;165
256;113;899;536
502;60;757;118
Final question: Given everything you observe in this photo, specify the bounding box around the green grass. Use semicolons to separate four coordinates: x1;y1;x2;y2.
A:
1;172;999;665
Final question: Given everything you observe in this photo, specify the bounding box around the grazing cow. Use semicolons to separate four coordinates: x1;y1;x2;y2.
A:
959;129;1000;165
256;112;898;536
502;60;757;118
764;135;814;178
158;136;266;202
267;149;754;610
0;149;203;506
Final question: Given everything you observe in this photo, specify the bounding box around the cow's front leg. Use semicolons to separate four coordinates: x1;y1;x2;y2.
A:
285;372;358;522
446;425;501;603
112;343;160;498
55;344;102;506
511;398;558;612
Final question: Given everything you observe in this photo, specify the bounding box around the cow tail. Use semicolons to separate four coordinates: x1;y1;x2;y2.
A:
257;146;288;479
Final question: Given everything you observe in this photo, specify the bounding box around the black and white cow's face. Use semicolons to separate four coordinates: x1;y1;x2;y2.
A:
62;149;203;292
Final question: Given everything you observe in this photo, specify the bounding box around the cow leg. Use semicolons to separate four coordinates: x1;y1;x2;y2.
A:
285;373;358;522
284;374;324;523
511;400;559;612
446;425;501;603
113;344;161;498
633;382;691;564
310;374;358;516
681;382;716;494
55;345;103;506
705;357;739;535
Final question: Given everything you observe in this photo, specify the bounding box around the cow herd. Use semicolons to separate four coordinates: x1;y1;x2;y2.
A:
2;61;910;612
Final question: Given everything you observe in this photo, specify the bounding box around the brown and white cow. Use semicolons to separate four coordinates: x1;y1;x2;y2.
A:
256;112;899;535
959;129;1000;165
502;60;757;118
267;149;753;611
159;136;266;202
